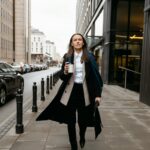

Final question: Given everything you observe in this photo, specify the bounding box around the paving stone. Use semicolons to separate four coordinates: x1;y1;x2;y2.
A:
0;136;18;149
1;83;150;150
10;141;45;150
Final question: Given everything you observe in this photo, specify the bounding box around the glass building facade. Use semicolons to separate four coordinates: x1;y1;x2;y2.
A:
76;0;144;92
109;0;144;92
76;0;150;105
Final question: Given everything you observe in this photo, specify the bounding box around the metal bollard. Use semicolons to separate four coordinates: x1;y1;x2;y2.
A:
32;82;38;112
49;75;51;90
46;76;50;94
53;73;55;86
16;89;24;134
50;74;53;90
41;78;45;101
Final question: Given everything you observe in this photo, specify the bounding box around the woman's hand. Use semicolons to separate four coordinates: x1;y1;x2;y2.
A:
95;97;102;106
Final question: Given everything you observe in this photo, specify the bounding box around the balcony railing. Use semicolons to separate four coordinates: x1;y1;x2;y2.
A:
119;66;141;89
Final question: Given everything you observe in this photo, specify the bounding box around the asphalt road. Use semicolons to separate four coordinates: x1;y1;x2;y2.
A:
0;67;60;139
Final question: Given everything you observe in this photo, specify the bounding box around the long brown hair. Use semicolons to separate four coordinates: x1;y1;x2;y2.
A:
67;33;89;62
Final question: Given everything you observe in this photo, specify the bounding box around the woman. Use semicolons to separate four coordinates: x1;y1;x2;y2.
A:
36;33;103;150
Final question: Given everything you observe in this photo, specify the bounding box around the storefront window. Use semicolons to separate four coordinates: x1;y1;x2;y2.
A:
110;0;144;92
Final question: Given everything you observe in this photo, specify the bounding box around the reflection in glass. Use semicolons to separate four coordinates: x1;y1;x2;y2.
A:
110;0;144;92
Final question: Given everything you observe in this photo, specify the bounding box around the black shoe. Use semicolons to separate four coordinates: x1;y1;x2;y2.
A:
71;145;78;150
71;147;77;150
79;138;85;148
71;142;78;150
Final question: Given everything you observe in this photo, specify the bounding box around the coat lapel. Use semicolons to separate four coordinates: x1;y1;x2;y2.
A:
85;61;91;78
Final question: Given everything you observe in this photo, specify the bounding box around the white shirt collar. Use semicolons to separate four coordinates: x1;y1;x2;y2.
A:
74;50;83;58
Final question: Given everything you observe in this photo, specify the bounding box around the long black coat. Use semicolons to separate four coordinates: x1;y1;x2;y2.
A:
36;52;103;138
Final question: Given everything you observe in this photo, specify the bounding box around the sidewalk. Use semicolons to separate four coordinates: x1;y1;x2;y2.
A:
0;81;150;150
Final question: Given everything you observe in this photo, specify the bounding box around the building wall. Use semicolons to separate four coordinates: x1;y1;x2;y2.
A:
0;1;2;59
76;0;144;91
31;30;46;63
102;0;112;83
76;0;105;35
0;0;30;64
76;0;107;82
76;0;150;106
51;44;56;59
0;0;13;63
45;41;51;58
31;29;58;64
31;33;46;54
25;0;31;64
15;0;31;64
46;40;55;61
140;0;150;105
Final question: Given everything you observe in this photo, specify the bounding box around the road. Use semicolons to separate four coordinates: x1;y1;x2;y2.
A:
0;67;60;139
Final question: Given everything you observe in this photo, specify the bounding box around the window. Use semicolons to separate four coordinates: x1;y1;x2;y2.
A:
95;10;103;36
109;0;144;92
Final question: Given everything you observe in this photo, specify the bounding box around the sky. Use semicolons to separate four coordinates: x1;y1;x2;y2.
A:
31;0;77;57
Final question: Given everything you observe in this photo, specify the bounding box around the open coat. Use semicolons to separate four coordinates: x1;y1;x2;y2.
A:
36;51;103;138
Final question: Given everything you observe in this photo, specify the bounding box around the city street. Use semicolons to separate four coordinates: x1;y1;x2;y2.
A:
1;79;150;150
0;1;150;149
0;67;60;139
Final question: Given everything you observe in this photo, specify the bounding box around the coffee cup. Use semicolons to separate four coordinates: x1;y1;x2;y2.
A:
68;64;74;73
65;62;74;73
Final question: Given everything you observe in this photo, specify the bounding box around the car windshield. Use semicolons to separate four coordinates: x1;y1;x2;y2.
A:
0;63;14;72
0;63;6;72
12;63;18;66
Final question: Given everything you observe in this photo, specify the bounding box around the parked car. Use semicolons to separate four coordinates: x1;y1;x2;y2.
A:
11;62;24;74
0;62;24;105
29;64;36;72
34;64;42;71
23;64;31;73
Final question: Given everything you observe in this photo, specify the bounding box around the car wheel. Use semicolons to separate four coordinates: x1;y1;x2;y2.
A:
0;88;6;105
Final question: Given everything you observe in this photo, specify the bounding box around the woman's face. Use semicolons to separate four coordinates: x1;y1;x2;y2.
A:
71;34;84;51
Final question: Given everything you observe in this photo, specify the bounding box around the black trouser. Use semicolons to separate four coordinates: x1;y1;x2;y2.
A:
67;83;87;148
